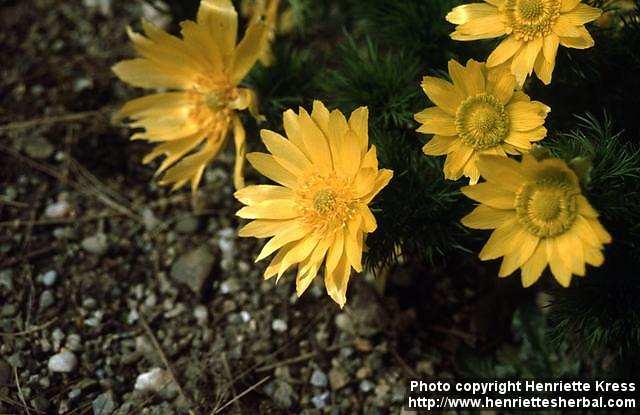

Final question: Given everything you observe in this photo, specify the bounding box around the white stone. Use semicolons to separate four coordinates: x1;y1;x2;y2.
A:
272;319;288;333
44;200;71;218
48;350;77;373
134;368;171;392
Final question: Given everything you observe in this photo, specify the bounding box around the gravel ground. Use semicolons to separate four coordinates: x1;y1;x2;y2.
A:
0;1;515;413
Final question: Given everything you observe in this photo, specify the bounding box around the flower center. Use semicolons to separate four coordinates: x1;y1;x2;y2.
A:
313;189;337;214
455;93;509;150
298;174;358;235
515;170;579;238
505;0;561;41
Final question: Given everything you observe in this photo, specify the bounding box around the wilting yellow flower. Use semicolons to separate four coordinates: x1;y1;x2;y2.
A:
461;154;611;287
415;59;550;184
113;0;269;192
447;0;602;85
242;0;294;66
235;101;393;307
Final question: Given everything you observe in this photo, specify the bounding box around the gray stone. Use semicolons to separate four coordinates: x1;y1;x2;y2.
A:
311;391;330;409
39;270;58;286
48;350;78;373
142;208;160;231
81;233;108;255
39;290;55;309
310;369;328;387
170;245;216;294
92;391;116;415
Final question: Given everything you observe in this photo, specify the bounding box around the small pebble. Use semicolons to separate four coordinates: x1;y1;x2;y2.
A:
311;391;330;409
310;369;328;387
45;200;71;218
81;233;108;255
92;391;116;415
48;350;78;373
193;305;208;325
39;270;58;286
360;380;375;393
65;334;82;352
272;319;287;333
134;368;172;392
39;290;55;310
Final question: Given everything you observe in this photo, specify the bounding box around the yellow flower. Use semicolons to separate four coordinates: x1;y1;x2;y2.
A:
415;59;550;184
241;0;294;66
113;0;269;193
447;0;602;85
235;101;393;307
461;154;611;287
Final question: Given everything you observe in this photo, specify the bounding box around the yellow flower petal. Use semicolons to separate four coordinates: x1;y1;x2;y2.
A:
348;107;369;156
510;37;543;85
453;15;507;39
446;3;499;25
230;21;268;84
159;140;221;192
487;67;517;104
260;129;312;175
363;169;394;204
553;15;584;38
576;195;599;218
479;217;521;260
112;59;192;90
506;101;550;132
521;240;548;287
298;108;333;171
197;0;238;64
415;107;458;136
239;219;295;238
547;237;573;287
533;53;553;85
561;0;581;13
562;3;602;25
559;26;595;49
476;155;530;191
421;76;464;115
345;231;364;272
325;251;351;308
246;152;299;188
236;199;300;219
499;232;539;277
504;126;547;148
278;235;320;279
448;59;485;97
232;116;247;189
235;185;294;205
256;221;307;261
487;36;523;68
422;135;457;156
461;183;516;209
584;245;604;267
282;109;310;159
444;145;474;180
461;205;516;229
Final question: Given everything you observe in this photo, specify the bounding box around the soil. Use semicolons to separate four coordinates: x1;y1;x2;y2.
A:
0;1;518;414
